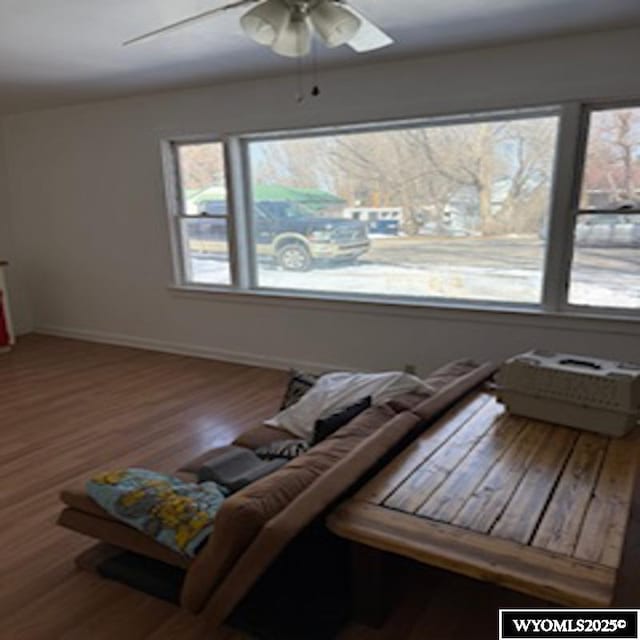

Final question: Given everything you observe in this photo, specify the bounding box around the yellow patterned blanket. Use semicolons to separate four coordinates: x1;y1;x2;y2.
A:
87;468;227;557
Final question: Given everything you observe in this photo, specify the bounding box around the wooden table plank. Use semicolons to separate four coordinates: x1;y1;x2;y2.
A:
532;432;608;556
384;396;503;514
490;427;578;544
574;434;639;568
416;412;526;523
612;452;640;607
357;393;491;505
452;420;552;533
327;502;615;607
329;389;639;612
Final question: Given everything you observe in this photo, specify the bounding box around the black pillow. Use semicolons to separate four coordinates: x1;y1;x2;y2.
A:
280;369;320;411
312;396;372;445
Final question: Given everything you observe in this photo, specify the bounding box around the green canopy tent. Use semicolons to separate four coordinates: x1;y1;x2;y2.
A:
189;183;344;213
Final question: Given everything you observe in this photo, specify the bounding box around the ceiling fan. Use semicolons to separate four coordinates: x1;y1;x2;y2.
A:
124;0;394;58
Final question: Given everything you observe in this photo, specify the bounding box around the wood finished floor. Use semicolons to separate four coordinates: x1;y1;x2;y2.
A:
0;335;560;639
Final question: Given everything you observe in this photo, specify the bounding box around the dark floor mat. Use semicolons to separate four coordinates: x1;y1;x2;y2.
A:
97;551;186;604
96;523;351;639
228;522;351;640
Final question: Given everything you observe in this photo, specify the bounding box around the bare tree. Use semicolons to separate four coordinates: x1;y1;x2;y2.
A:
247;115;559;236
253;138;337;193
583;109;640;208
179;143;225;192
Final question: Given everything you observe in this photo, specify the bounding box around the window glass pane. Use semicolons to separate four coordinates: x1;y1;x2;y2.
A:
175;142;231;285
580;107;640;211
568;213;640;309
248;114;559;304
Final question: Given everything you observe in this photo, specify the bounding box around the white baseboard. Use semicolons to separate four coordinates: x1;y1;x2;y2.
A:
35;325;347;373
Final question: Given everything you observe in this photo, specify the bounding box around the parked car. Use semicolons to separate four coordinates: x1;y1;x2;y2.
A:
195;199;370;271
575;215;640;247
342;207;402;235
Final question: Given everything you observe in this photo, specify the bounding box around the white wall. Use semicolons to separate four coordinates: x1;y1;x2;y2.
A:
2;28;639;372
0;129;30;333
0;132;10;258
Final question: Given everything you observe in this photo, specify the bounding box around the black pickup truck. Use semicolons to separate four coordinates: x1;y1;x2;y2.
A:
195;199;370;272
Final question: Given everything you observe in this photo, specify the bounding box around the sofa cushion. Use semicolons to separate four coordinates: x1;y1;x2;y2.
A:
387;359;485;412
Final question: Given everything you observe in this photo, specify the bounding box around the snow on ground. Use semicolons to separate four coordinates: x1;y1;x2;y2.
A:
189;255;638;309
259;262;542;303
569;280;640;309
190;257;541;302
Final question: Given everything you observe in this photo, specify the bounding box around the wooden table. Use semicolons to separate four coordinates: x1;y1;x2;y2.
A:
328;391;639;610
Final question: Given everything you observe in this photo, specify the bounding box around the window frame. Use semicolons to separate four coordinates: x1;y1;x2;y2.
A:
562;101;640;316
163;137;237;288
243;105;561;311
161;101;640;321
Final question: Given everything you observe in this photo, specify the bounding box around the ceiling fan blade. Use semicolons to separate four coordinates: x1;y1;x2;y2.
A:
345;6;393;53
123;0;259;46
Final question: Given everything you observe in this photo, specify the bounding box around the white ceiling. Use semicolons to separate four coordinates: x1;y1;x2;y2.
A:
0;0;639;115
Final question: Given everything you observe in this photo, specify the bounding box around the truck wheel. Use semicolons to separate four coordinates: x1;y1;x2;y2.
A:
277;243;312;272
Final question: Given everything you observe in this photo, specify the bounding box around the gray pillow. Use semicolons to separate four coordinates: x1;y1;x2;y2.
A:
197;446;287;492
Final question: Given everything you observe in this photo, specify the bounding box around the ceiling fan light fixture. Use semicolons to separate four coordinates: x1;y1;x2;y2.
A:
240;0;290;46
310;1;361;48
124;0;394;56
271;15;312;58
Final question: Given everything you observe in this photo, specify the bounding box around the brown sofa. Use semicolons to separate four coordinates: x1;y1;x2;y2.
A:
58;359;495;628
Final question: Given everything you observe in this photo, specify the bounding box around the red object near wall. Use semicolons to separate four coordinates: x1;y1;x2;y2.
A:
0;291;10;347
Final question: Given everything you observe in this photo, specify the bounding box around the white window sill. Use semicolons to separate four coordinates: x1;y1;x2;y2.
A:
168;284;640;337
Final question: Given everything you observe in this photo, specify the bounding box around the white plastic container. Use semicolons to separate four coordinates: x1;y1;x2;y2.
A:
496;350;640;437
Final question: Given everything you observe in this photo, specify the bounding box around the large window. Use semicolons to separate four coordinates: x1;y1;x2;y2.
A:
248;113;558;303
569;106;640;310
164;102;639;317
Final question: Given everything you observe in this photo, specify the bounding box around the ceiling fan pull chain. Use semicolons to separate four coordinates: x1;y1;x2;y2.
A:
311;35;321;97
295;53;305;103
